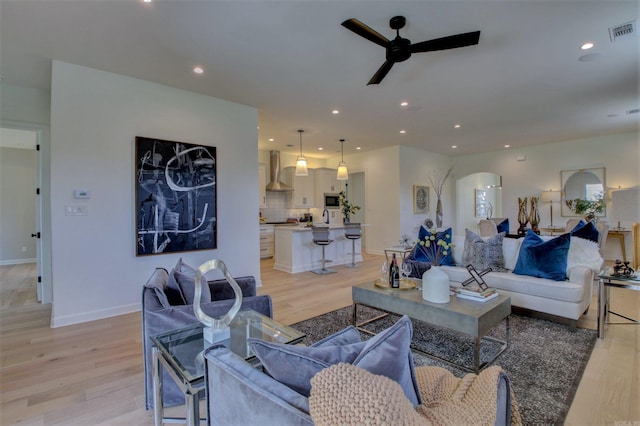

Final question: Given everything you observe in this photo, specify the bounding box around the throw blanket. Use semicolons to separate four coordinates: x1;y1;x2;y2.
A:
309;363;522;425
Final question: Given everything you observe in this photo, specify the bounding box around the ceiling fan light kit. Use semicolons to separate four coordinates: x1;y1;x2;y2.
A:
341;15;481;85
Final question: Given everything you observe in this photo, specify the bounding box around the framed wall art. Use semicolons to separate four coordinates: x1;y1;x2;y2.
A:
475;189;488;218
135;136;217;256
413;185;430;214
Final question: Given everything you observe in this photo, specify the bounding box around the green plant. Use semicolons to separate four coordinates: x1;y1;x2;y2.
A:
338;191;360;219
566;197;605;218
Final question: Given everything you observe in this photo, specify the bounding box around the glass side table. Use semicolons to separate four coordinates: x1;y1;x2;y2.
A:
151;309;305;426
384;246;413;264
597;270;640;339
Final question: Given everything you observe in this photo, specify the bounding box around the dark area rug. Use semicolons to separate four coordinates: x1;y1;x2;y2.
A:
291;305;596;425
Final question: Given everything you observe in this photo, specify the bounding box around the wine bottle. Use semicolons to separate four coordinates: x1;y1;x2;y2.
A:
388;254;395;287
391;254;400;288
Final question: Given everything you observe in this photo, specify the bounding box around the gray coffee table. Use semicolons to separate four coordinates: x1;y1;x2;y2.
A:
352;281;511;373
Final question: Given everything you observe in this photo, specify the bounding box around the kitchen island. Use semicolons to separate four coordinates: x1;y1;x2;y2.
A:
274;225;363;273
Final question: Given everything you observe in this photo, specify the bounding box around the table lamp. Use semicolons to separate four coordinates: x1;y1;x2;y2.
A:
540;190;561;228
611;188;640;230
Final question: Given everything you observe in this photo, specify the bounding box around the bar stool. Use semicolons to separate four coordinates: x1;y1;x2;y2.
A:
344;223;362;268
311;226;335;274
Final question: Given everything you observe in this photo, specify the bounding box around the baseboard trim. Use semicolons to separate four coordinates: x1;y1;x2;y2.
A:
51;303;140;328
0;258;37;266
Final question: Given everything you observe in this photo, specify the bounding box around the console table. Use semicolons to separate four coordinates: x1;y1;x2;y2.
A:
607;229;631;261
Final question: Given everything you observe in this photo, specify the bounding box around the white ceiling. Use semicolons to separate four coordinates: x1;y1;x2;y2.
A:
1;0;638;159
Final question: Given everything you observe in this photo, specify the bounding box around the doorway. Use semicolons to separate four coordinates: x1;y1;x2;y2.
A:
455;172;502;234
0;124;51;304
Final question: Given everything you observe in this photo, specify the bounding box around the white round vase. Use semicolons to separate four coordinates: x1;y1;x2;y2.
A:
422;266;450;303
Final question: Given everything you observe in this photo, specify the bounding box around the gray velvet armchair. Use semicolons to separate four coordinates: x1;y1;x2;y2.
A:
141;267;273;409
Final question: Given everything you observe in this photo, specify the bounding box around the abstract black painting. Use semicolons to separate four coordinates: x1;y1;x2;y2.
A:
135;136;216;256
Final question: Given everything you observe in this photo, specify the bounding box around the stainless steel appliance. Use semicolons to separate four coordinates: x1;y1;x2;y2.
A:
324;193;340;209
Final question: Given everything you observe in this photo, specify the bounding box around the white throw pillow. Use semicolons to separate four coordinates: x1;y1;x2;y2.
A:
502;237;522;271
567;236;603;275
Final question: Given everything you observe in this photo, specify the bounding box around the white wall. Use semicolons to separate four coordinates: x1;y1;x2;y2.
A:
50;61;259;327
398;146;455;239
452;132;639;231
336;146;401;253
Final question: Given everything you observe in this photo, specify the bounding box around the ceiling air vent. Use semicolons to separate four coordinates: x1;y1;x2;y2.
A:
627;108;640;115
609;20;636;42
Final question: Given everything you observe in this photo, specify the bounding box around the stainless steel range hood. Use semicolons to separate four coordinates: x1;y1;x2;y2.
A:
265;150;293;192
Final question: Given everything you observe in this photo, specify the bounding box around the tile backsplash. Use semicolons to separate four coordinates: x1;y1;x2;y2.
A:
260;191;310;222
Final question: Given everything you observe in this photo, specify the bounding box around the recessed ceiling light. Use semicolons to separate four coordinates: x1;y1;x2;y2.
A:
268;138;274;142
504;144;511;148
399;130;406;134
581;42;594;50
356;146;362;150
400;101;409;107
318;147;324;151
143;0;152;3
193;67;204;74
332;109;340;115
454;124;461;129
451;145;457;149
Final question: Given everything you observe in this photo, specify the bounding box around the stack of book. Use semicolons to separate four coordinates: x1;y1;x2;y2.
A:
455;286;498;302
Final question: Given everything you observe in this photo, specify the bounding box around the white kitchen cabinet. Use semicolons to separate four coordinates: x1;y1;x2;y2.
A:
259;224;274;259
314;167;342;207
282;167;315;208
258;163;267;208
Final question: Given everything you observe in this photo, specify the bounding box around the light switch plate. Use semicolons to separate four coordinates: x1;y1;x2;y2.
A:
74;190;91;199
65;205;88;216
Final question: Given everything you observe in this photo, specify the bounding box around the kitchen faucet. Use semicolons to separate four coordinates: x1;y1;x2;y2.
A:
322;208;329;224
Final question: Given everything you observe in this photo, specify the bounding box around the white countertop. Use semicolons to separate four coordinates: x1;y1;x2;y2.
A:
275;224;365;232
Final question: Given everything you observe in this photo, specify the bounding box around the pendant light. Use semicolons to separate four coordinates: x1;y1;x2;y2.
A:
336;139;348;180
295;129;308;176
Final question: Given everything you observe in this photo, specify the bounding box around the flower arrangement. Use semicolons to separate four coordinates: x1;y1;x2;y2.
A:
339;191;360;221
417;229;454;266
399;234;413;249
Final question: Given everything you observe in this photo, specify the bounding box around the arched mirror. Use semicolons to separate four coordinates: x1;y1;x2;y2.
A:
561;167;605;217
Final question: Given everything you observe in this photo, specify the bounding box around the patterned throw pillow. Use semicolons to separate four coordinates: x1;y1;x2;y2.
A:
413;226;455;266
461;229;507;272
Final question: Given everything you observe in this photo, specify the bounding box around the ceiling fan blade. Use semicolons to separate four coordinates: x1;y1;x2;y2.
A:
410;31;480;53
342;18;390;48
367;61;395;85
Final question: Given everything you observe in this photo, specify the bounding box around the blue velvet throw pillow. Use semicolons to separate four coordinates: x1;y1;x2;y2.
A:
248;315;422;407
513;230;570;281
413;226;455;266
496;218;510;234
570;220;599;243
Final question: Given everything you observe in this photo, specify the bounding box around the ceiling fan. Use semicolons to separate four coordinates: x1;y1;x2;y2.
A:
341;16;481;85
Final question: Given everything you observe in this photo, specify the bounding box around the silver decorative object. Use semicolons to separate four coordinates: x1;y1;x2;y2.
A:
183;259;243;345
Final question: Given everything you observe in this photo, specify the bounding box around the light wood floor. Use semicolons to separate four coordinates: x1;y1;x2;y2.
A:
0;256;638;425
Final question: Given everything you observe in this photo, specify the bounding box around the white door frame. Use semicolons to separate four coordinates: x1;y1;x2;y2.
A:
1;120;52;304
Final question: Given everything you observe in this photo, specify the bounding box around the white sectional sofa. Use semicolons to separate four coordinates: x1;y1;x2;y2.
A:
438;234;602;327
